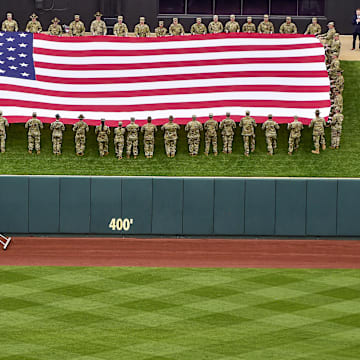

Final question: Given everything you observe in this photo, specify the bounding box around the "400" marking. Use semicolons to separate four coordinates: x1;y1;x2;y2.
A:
108;218;134;231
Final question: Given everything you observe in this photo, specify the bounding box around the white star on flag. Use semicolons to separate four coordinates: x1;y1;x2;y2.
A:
19;43;28;48
7;47;16;51
18;53;27;58
7;56;15;61
6;37;15;42
0;43;3;46
9;65;18;70
0;69;5;73
0;60;4;64
19;62;28;67
19;33;27;37
0;33;4;37
21;72;29;77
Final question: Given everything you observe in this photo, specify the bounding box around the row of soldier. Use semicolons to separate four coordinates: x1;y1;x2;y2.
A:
2;12;335;37
0;111;344;158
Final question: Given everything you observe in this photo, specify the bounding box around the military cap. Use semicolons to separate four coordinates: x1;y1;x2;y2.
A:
51;17;60;23
169;115;174;121
315;109;320;115
30;13;38;19
230;14;236;19
74;14;80;19
335;33;340;36
147;116;152;122
32;112;37;117
173;18;178;22
0;110;3;115
247;17;252;21
286;16;291;21
118;121;122;126
213;15;218;19
294;115;298;119
55;114;60;119
264;14;269;18
192;115;196;120
268;114;272;118
327;21;334;26
226;112;230;116
118;16;123;20
6;13;12;17
246;110;250;115
196;17;202;22
130;117;135;122
337;69;344;73
78;114;84;119
140;17;145;21
312;17;318;22
94;11;102;17
209;113;213;117
101;118;105;122
159;21;164;26
335;107;340;111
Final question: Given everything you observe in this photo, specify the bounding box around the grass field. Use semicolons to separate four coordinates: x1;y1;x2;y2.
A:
0;266;360;360
0;61;358;177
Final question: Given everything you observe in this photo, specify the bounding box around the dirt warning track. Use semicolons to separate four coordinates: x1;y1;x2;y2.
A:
0;237;360;268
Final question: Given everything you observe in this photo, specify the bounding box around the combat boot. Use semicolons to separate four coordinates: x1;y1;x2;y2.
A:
322;144;326;150
312;149;320;154
36;150;40;155
288;152;292;156
28;150;32;154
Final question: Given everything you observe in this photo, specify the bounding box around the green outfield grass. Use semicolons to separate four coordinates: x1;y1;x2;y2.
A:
0;266;359;359
0;61;359;177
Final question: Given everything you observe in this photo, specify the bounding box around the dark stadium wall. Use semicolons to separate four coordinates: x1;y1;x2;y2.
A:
1;0;358;34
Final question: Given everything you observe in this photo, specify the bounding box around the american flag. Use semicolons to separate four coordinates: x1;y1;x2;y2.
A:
0;31;330;126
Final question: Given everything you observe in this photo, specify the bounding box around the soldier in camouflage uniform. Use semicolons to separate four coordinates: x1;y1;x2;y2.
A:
242;17;256;33
258;15;274;34
262;114;279;156
114;121;125;159
73;114;89;156
134;17;150;37
333;69;344;94
25;13;42;33
25;112;43;154
309;109;326;154
330;33;341;57
50;114;65;155
141;116;157;158
208;15;223;34
185;115;203;156
287;116;303;155
48;17;62;36
191;18;207;35
2;13;18;32
90;11;107;36
239;110;256;157
161;115;180;157
0;110;9;153
304;17;321;35
225;14;240;33
204;113;218;156
69;15;85;36
330;107;343;149
319;22;336;46
95;119;110;156
126;117;139;158
279;17;297;34
219;112;236;154
328;54;341;80
169;18;184;36
113;16;128;36
333;89;343;113
155;21;167;37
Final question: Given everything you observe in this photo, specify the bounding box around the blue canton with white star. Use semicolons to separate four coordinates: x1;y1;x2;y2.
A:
0;32;35;80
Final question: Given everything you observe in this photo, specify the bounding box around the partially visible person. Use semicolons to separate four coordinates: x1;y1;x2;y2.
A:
352;8;360;50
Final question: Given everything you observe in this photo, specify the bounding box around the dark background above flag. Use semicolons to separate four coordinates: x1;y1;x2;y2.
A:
0;0;358;34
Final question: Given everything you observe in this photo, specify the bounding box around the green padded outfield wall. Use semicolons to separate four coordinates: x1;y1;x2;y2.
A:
0;176;360;236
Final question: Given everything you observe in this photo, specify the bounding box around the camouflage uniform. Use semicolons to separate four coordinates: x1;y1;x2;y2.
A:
304;19;321;35
185;116;203;156
330;36;341;57
258;16;274;34
330;110;344;149
25;113;43;154
114;122;125;159
161;116;180;157
239;112;256;156
90;12;107;36
333;72;344;93
95;120;110;156
0;112;9;153
50;115;65;155
320;24;336;46
204;114;218;155
155;21;167;37
169;19;184;36
141;117;157;158
25;14;42;33
333;92;343;113
225;17;240;33
73;115;89;156
287;117;303;155
208;17;223;34
126;118;139;158
279;19;297;34
191;19;207;35
219;113;236;153
48;18;62;36
69;16;85;36
309;111;327;154
328;56;341;80
134;18;150;37
262;116;279;155
113;17;128;36
242;18;256;33
2;15;18;32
